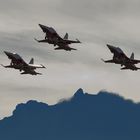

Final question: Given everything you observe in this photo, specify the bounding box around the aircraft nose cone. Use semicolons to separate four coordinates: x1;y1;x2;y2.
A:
38;24;43;27
4;51;14;58
4;51;10;56
38;24;48;32
106;44;115;50
106;44;112;48
38;24;45;29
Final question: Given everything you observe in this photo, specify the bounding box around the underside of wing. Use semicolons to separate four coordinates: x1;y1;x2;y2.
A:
21;69;41;75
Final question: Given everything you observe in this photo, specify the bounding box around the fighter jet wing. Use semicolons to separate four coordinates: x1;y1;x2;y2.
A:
34;38;50;43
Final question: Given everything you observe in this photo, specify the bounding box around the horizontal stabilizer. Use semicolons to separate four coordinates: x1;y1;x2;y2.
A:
20;71;42;75
121;67;128;70
54;47;62;50
54;47;77;51
121;66;140;71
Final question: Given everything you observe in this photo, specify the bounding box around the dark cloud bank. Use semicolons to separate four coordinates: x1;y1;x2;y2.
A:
0;88;140;140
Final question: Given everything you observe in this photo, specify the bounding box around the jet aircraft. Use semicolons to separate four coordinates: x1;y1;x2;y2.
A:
35;24;81;51
1;51;46;75
101;44;140;71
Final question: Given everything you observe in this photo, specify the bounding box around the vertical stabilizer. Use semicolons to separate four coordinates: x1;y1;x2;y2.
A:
29;58;34;64
130;52;134;60
64;33;68;40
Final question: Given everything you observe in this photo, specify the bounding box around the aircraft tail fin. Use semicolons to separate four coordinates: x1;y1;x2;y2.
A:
64;33;68;40
130;52;134;60
29;58;34;64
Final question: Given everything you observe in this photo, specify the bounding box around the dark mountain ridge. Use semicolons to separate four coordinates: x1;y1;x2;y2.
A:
0;88;140;140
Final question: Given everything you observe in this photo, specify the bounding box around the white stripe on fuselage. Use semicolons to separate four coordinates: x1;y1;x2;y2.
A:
28;64;44;68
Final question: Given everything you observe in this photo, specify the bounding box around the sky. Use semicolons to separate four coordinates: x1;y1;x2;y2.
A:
1;0;140;119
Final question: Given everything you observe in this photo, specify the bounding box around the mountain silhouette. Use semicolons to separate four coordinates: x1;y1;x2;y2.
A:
0;88;140;140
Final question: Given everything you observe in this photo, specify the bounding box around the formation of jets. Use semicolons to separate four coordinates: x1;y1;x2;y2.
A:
2;24;140;75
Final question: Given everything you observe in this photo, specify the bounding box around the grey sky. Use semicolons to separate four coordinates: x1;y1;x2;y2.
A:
1;0;140;119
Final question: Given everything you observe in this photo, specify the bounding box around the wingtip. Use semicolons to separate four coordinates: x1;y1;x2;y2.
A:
76;39;81;43
101;58;105;62
106;44;110;47
41;64;46;68
0;64;5;67
38;24;42;26
34;38;39;42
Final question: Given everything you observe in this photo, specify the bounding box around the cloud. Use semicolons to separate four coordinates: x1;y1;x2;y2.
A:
60;0;140;18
